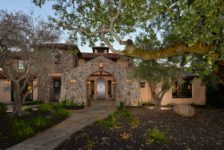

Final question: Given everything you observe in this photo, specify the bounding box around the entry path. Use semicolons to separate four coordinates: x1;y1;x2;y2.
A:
7;101;116;150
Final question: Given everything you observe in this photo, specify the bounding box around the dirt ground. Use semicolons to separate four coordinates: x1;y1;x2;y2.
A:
55;107;224;150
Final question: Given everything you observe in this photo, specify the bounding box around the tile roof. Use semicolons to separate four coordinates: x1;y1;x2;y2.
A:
36;43;79;51
79;52;121;59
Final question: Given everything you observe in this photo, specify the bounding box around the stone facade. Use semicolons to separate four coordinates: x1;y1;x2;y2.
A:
60;56;140;105
36;45;78;102
0;43;206;106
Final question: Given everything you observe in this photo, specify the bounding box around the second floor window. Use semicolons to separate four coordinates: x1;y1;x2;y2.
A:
18;60;24;70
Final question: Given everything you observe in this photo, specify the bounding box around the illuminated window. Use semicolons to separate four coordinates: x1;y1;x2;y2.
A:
90;80;94;96
11;80;33;101
172;80;192;98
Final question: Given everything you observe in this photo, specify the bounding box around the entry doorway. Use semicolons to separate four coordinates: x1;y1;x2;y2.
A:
86;71;116;101
97;77;106;99
52;79;61;102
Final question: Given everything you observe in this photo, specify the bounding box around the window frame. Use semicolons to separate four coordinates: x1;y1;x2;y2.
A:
172;79;192;98
18;60;24;70
140;82;145;88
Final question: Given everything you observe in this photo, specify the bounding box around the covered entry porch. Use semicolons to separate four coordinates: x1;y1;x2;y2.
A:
86;71;116;101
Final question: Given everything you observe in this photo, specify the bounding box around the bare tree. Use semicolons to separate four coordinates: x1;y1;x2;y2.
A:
0;10;60;116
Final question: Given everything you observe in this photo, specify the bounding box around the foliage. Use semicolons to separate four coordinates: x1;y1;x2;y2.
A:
132;35;182;108
23;100;43;106
0;10;61;116
117;108;140;128
38;103;69;119
145;128;167;144
53;105;70;119
23;107;33;112
80;133;95;150
98;107;140;129
31;116;50;130
0;102;7;116
10;104;69;140
128;115;140;128
118;101;125;109
97;113;117;129
132;60;181;108
116;107;131;119
142;102;155;106
38;103;54;112
206;84;224;108
32;0;224;84
11;119;34;140
60;100;84;109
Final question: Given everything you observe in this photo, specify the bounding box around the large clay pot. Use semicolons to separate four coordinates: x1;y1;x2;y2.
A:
173;104;195;117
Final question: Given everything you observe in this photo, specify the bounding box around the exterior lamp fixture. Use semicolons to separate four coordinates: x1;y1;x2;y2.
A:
126;79;131;83
187;84;191;90
112;81;116;84
5;79;10;84
33;79;38;85
86;80;90;84
99;60;103;68
70;79;76;83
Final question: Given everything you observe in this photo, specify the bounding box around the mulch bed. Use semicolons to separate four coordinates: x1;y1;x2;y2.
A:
55;107;224;150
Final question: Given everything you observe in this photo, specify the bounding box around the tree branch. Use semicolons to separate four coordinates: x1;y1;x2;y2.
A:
116;43;214;60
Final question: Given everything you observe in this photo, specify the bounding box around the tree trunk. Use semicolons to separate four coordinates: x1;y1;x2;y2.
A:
12;81;23;116
13;97;22;116
152;96;162;111
149;83;162;111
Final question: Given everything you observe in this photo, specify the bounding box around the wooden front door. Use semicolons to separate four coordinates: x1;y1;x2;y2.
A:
97;77;105;99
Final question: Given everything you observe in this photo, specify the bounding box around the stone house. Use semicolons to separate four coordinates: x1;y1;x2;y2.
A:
0;43;206;106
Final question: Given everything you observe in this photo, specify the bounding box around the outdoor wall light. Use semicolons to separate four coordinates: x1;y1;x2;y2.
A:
112;81;116;84
86;80;90;84
126;79;131;83
70;79;76;83
33;79;38;85
99;60;104;68
187;85;191;90
5;79;10;84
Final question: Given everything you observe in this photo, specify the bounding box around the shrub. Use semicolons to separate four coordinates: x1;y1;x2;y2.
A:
53;105;70;119
97;114;117;129
117;107;131;118
145;128;167;144
142;102;155;106
0;102;7;116
119;101;125;109
116;108;140;128
11;119;34;140
23;100;43;106
38;103;53;112
128;115;140;128
60;100;85;109
81;133;95;150
31;116;50;130
24;107;33;112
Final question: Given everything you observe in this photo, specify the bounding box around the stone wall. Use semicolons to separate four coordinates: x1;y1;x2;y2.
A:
61;56;140;105
0;80;11;103
36;48;76;101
